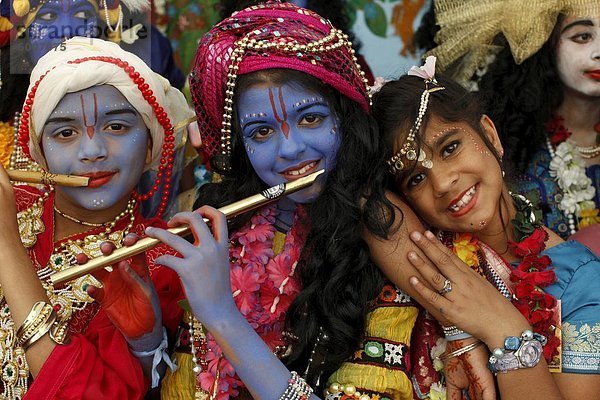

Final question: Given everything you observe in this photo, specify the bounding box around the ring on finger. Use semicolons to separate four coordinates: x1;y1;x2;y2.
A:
438;278;452;295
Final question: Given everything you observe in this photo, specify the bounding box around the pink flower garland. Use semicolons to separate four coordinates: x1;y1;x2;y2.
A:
198;204;309;398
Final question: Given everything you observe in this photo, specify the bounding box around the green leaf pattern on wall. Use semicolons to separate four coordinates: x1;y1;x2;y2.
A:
350;0;401;38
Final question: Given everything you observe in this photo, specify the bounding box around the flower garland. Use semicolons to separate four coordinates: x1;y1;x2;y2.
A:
196;204;309;399
449;194;560;364
546;115;600;235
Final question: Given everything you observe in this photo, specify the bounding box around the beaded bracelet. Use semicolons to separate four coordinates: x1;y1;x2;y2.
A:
279;371;313;400
441;325;473;341
488;330;547;374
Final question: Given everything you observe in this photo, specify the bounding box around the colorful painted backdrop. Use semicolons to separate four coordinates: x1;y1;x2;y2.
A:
155;0;431;79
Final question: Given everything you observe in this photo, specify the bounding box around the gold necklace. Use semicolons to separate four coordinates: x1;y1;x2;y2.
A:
53;206;104;227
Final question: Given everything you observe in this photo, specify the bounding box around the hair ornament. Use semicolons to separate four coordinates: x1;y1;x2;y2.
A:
407;55;437;81
387;56;444;175
370;76;389;94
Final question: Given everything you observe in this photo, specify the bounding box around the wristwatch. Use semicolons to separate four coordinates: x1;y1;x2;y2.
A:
516;338;544;368
488;330;546;374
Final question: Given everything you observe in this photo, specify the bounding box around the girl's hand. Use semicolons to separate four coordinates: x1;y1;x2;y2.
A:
444;339;495;400
407;230;530;348
145;206;237;326
90;234;162;350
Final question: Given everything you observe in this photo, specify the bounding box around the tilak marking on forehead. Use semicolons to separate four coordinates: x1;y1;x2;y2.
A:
80;93;98;139
268;87;290;138
60;0;72;12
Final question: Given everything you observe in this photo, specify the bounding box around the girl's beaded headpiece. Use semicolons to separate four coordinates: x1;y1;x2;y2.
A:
387;56;445;175
189;1;372;173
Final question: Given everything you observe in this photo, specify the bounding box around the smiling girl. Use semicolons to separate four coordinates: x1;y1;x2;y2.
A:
154;2;442;399
427;0;600;250
372;58;600;399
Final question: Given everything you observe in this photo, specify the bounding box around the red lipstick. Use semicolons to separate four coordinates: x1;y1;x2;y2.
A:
586;70;600;80
81;171;116;188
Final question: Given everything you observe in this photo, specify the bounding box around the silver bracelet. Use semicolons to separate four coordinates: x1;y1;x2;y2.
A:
439;340;483;362
442;325;472;341
280;371;313;400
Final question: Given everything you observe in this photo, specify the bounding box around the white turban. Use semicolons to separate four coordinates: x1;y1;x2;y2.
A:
25;37;194;171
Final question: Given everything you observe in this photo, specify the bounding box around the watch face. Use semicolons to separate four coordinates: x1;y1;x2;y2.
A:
517;340;543;367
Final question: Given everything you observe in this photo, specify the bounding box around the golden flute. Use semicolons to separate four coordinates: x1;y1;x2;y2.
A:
8;170;90;187
50;169;324;286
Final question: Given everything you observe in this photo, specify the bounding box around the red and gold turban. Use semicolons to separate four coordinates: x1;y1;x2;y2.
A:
190;1;371;168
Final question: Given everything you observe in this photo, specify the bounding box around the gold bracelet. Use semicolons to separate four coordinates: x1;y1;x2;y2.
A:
18;304;52;345
21;310;57;351
49;318;70;345
17;303;53;346
439;340;483;362
16;301;47;339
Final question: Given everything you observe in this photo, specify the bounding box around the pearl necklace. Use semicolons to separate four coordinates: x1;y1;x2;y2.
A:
574;143;600;159
546;138;579;235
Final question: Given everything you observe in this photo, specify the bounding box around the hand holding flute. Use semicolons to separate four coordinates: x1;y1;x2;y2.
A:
50;170;325;286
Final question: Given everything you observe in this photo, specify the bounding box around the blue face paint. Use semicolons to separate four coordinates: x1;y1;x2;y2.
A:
237;81;341;204
28;0;98;63
41;85;150;210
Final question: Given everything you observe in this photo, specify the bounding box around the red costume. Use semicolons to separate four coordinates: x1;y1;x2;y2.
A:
4;185;184;399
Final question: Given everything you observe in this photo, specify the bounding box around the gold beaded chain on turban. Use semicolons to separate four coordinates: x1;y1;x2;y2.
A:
189;1;372;173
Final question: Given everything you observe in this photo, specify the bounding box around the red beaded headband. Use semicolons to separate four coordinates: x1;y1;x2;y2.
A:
18;56;175;218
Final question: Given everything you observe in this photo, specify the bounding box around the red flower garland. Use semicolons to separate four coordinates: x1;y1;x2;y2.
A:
449;224;560;363
508;223;560;362
197;204;310;398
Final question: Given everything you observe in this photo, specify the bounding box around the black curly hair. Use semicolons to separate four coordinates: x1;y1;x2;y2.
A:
412;1;439;54
195;68;394;391
477;16;564;173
